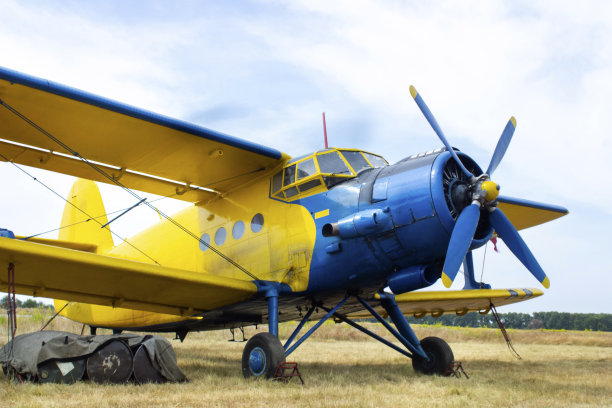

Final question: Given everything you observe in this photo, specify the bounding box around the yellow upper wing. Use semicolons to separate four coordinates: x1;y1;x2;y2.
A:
0;237;257;316
0;66;288;202
348;288;542;319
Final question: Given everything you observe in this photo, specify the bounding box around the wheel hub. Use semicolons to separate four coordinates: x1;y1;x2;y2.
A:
248;347;266;375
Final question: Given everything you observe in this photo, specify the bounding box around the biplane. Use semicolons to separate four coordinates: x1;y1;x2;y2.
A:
0;66;567;378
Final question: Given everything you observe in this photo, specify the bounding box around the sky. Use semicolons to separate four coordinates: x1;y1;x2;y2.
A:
0;0;610;313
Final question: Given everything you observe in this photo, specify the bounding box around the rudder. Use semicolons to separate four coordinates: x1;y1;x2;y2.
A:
58;178;114;254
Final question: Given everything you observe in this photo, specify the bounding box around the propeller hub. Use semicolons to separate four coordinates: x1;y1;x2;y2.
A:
481;180;500;202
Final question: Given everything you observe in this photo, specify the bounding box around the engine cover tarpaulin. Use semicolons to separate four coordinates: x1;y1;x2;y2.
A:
0;331;187;383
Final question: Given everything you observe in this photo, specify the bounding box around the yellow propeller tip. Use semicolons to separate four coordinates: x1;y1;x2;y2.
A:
510;116;517;128
409;85;418;99
441;272;453;288
542;276;550;289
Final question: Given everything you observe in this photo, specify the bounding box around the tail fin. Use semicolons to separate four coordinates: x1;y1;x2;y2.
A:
58;178;114;254
55;178;114;316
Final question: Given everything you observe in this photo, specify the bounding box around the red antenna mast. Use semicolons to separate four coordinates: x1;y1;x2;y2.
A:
322;112;328;148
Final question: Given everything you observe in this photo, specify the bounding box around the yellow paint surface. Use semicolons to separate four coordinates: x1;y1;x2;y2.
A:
314;209;329;219
0;77;286;200
347;288;543;319
497;201;567;231
40;169;316;328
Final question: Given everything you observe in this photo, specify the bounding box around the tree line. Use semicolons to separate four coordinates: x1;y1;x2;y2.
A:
1;295;610;331
405;311;612;331
1;295;53;310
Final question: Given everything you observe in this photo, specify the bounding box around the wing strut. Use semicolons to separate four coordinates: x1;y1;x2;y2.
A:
7;262;17;341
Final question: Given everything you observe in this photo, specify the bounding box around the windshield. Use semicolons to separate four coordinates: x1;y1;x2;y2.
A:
341;150;371;173
363;152;387;167
317;151;351;174
297;158;316;180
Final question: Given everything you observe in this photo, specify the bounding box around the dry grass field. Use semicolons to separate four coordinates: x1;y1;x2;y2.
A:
1;309;611;407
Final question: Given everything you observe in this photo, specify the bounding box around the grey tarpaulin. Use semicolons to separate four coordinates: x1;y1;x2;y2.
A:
0;331;187;382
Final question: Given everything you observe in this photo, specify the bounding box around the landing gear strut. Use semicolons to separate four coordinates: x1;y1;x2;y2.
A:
241;287;456;379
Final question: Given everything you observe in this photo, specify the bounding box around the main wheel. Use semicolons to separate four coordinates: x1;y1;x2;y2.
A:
411;336;454;376
241;332;286;379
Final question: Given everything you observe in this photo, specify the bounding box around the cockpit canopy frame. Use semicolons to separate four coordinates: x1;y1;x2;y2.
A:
271;148;388;201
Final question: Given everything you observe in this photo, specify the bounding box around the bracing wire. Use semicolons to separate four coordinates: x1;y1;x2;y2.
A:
21;193;177;240
0;98;260;281
479;241;488;288
0;153;161;265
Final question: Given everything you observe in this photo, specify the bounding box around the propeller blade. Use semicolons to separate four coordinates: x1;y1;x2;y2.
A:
489;208;550;288
409;85;473;178
486;117;516;175
442;203;480;288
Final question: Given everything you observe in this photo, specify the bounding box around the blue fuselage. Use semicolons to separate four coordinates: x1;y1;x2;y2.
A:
299;150;492;295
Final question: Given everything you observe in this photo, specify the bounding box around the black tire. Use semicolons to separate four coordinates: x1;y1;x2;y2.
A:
241;332;286;379
411;336;454;376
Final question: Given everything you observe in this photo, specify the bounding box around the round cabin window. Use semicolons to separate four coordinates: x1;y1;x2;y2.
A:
251;213;264;233
215;227;227;246
232;220;245;240
199;233;210;252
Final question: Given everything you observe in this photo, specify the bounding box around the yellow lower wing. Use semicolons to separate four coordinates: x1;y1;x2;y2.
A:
348;288;542;319
497;197;568;231
0;238;257;316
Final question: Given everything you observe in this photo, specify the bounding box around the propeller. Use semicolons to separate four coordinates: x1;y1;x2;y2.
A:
409;86;549;289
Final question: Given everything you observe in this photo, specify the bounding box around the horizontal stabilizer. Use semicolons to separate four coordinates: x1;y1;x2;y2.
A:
15;236;98;253
0;238;257;316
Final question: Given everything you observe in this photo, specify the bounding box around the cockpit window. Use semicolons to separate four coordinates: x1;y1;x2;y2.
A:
272;171;283;192
363;152;388;168
298;178;321;192
341;150;371;173
271;148;388;202
283;164;296;186
317;151;351;174
297;158;316;180
284;186;299;198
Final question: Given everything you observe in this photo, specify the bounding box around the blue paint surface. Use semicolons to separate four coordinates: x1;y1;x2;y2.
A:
291;150;474;294
248;347;266;375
